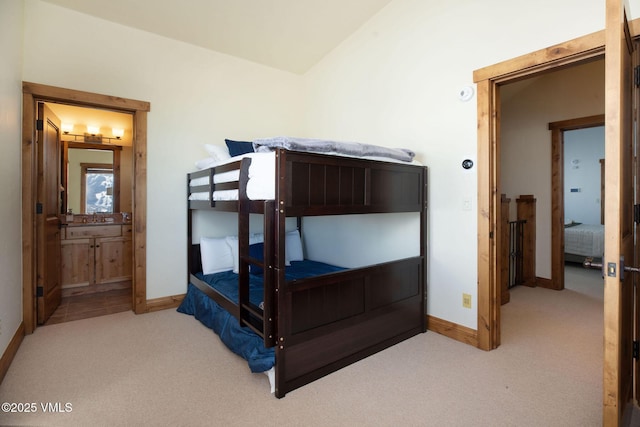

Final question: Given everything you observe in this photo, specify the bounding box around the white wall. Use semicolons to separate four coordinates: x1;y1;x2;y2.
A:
303;213;420;268
0;0;24;355
564;127;605;225
22;0;305;299
301;0;629;329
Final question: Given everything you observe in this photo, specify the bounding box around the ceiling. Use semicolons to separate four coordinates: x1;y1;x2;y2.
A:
41;0;393;74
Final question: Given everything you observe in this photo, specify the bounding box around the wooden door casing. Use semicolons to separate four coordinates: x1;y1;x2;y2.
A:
474;4;640;424
22;82;150;333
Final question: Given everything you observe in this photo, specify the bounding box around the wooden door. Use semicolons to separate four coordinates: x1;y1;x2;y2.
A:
36;103;62;324
603;0;635;424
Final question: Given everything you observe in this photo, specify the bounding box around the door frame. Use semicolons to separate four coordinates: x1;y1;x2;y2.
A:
549;114;606;291
21;82;150;334
473;29;607;350
474;14;640;427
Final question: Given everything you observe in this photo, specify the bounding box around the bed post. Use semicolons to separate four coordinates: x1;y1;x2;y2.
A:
274;148;288;398
421;167;428;332
237;158;252;323
187;175;193;283
263;199;276;347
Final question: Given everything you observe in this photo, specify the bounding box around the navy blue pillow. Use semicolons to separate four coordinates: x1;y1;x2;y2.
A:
225;139;254;157
249;242;264;275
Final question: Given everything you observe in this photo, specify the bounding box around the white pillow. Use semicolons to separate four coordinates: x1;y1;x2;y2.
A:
226;233;264;273
205;144;232;162
285;230;304;262
195;157;217;170
200;237;234;274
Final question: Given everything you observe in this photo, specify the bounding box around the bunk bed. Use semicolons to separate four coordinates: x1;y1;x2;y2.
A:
179;140;428;398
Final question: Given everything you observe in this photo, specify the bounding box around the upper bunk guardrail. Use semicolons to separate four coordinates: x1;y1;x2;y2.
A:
187;158;253;211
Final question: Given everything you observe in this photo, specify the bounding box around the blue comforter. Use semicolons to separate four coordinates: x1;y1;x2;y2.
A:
177;260;345;373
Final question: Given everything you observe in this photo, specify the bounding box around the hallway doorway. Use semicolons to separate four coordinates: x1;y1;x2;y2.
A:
21;82;150;334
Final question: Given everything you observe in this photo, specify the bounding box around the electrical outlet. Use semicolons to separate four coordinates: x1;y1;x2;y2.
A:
463;293;472;309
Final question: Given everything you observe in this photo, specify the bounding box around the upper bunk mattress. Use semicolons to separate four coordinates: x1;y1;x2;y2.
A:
189;140;422;202
253;136;415;163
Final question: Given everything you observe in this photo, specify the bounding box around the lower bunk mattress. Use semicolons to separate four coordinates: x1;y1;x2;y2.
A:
177;260;346;374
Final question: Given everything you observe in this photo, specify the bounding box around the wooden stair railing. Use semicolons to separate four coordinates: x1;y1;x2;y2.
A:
516;195;536;287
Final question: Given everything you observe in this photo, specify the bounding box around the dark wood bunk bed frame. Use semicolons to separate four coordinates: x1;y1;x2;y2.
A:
187;148;428;398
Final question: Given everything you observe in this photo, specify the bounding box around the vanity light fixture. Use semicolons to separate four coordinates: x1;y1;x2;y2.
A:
61;123;74;134
84;125;103;143
112;128;124;139
63;125;126;144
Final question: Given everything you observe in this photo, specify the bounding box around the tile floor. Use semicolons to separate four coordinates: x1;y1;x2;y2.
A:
44;287;132;325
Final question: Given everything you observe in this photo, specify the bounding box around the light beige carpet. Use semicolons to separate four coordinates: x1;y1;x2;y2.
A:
0;265;606;426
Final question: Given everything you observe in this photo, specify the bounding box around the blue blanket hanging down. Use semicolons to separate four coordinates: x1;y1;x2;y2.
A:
178;281;274;372
177;260;345;373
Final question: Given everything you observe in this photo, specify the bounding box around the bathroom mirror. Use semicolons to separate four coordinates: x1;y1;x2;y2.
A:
61;142;122;214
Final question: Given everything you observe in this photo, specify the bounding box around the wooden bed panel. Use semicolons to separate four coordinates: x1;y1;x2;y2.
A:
284;152;422;214
369;168;422;208
324;165;340;205
290;276;366;335
309;163;326;206
339;167;361;205
286;258;422;337
277;297;423;396
289;162;368;208
274;257;424;396
368;261;421;310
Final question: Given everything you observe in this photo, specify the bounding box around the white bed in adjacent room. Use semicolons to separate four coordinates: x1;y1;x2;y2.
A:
564;223;604;262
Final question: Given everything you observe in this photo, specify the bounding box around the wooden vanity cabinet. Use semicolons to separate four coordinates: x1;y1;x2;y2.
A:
61;224;132;288
61;237;92;286
95;227;133;284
